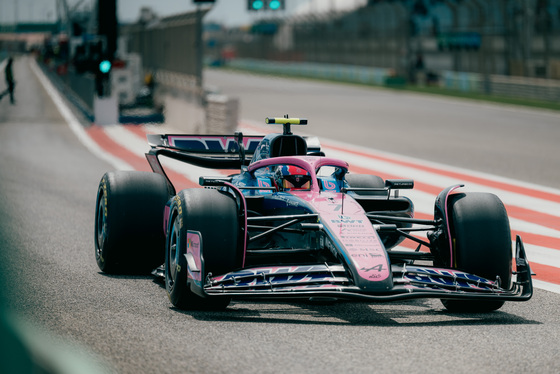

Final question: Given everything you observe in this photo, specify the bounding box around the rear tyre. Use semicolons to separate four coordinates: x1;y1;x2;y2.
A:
441;193;512;313
165;188;241;310
95;171;170;274
345;174;385;196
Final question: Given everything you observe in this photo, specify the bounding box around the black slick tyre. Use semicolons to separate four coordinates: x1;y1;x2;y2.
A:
95;171;170;274
165;188;241;310
441;192;512;313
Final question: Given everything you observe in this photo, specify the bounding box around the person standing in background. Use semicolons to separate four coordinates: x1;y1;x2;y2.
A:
4;57;15;104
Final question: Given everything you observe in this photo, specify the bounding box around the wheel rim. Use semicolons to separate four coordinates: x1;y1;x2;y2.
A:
96;190;107;259
166;216;180;291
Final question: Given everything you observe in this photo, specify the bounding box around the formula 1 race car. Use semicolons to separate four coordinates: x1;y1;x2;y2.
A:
94;117;533;312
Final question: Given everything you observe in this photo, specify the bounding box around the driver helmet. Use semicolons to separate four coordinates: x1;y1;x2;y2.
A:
276;165;311;190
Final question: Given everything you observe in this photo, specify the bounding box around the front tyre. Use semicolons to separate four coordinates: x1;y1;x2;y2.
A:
441;193;512;313
95;171;169;274
165;188;242;310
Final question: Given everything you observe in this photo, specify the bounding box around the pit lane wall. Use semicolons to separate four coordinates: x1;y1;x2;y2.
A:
122;8;240;133
228;59;560;102
36;59;239;133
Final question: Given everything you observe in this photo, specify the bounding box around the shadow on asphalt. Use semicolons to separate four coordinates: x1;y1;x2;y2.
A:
172;298;540;327
101;271;539;327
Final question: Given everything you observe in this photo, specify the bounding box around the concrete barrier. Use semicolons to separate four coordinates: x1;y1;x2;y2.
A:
154;69;239;134
206;94;239;134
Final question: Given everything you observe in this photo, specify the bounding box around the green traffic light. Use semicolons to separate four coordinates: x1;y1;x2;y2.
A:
269;0;281;10
99;60;111;74
252;0;264;10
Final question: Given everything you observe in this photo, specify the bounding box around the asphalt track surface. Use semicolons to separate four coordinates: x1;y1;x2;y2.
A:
1;56;559;373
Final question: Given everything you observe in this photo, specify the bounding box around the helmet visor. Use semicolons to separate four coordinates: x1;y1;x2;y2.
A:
283;175;311;190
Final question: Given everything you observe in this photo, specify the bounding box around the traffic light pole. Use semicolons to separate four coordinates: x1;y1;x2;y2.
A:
195;4;203;90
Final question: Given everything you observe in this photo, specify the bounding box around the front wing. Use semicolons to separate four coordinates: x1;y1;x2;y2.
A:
200;236;532;303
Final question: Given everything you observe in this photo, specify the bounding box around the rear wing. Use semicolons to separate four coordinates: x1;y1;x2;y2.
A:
147;133;321;160
147;134;264;154
145;130;322;195
146;133;263;188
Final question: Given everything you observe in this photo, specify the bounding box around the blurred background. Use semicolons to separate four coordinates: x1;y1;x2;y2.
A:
1;0;559;128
